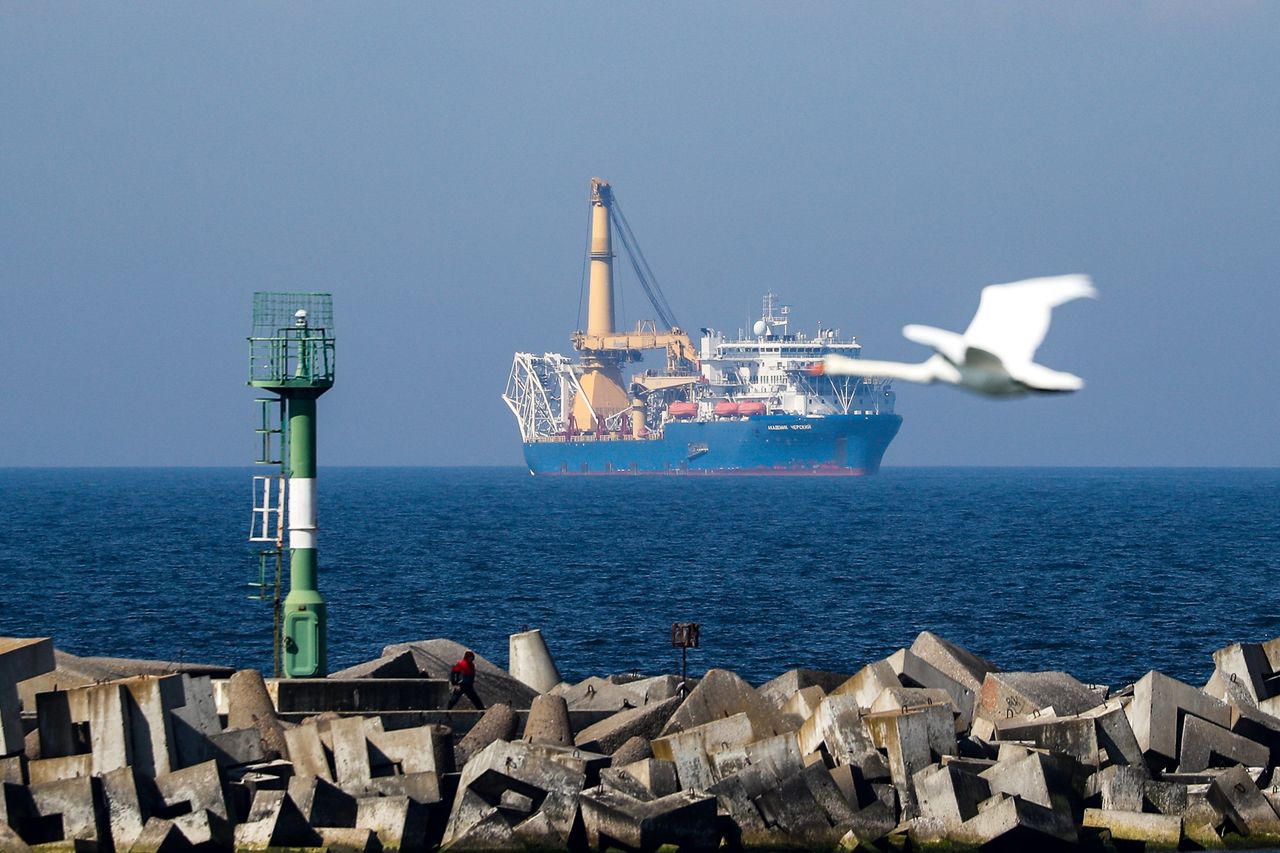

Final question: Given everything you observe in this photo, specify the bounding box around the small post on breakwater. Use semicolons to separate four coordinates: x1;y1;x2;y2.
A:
247;293;336;678
671;621;700;689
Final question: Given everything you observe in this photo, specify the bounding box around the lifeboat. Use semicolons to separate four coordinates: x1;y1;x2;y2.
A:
667;401;697;419
713;401;740;418
737;401;766;417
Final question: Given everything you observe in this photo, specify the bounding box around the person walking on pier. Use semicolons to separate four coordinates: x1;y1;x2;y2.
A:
446;650;485;710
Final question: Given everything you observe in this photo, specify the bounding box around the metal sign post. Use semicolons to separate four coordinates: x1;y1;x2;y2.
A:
671;622;700;687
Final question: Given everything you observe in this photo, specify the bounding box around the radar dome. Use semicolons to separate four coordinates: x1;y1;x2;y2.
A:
752;320;768;336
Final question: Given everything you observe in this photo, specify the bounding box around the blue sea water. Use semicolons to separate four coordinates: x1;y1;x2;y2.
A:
0;467;1276;690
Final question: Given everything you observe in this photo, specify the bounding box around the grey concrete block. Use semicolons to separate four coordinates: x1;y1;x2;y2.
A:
100;766;148;852
755;668;849;711
34;692;76;761
1083;807;1183;846
552;676;648;713
754;770;844;850
863;703;956;818
26;776;106;848
441;738;586;851
1092;764;1145;812
953;792;1078;848
913;763;992;831
831;660;899;709
120;675;186;777
795;694;885;780
382;639;538;709
1212;643;1277;705
1180;714;1270;771
316;825;384;852
153;759;228;822
1144;779;1189;816
976;671;1105;724
573;696;679;755
652;712;753;790
284;722;333;780
207;726;268;768
887;648;976;731
226;669;287;762
909;631;999;694
609;758;679;800
0;820;32;853
356;795;429;852
84;682;133;775
233;789;323;849
979;751;1072;813
1208;765;1280;837
779;685;826;729
171;808;234;849
27;754;92;785
368;723;444;776
1125;670;1231;769
0;638;55;758
659;668;787;739
288;773;358;827
129;816;185;852
330;649;422;680
331;715;374;789
580;787;718;852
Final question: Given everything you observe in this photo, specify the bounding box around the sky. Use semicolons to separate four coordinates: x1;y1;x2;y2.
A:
1;3;1277;468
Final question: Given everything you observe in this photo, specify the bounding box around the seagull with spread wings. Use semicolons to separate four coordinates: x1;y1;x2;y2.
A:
812;275;1097;396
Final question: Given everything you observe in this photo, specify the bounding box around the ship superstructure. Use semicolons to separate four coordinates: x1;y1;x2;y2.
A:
502;179;902;475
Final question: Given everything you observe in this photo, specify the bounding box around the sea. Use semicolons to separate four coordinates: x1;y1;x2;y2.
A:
0;467;1276;690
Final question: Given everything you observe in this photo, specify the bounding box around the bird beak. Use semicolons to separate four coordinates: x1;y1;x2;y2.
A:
804;361;825;376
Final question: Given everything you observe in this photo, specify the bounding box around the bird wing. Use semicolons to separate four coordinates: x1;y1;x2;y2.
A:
902;324;967;364
822;354;938;385
1005;361;1086;392
962;275;1096;364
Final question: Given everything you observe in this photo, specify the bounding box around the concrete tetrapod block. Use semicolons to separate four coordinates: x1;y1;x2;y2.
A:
1179;714;1270;771
441;738;587;851
521;693;572;747
1083;807;1183;846
1208;764;1280;838
579;787;719;852
658;668;787;739
0;638;55;758
652;712;754;790
976;670;1106;725
574;696;679;756
27;753;92;785
1125;670;1232;769
862;703;956;818
909;631;1000;694
887;648;976;732
234;788;323;849
226;669;288;760
284;722;333;780
508;629;563;695
454;703;518;768
795;694;886;780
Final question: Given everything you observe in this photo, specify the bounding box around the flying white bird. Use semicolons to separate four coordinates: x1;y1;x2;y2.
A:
812;275;1097;396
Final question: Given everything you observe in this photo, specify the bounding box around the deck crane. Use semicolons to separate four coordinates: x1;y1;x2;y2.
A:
570;179;699;435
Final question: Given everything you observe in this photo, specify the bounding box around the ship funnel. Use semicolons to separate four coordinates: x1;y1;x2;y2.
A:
587;177;615;336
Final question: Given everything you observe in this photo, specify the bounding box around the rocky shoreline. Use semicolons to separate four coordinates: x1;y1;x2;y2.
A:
4;630;1280;851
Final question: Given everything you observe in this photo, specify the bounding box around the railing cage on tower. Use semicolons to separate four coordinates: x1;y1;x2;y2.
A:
248;292;336;388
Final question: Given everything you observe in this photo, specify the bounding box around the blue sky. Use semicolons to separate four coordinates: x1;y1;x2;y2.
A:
2;3;1276;467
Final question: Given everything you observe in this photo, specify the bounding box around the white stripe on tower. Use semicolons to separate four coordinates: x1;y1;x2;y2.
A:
289;477;317;550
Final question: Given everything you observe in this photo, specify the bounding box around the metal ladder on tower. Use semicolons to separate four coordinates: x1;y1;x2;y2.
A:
248;397;286;675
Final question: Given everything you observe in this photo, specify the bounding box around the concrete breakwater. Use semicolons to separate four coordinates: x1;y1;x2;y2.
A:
5;632;1280;850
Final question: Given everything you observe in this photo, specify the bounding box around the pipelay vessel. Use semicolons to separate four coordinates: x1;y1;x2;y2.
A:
502;179;902;475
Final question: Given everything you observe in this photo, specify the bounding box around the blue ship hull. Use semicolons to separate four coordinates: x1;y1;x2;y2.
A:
523;414;903;475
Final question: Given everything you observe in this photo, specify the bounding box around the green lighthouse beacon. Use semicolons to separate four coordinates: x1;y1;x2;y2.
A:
248;293;335;677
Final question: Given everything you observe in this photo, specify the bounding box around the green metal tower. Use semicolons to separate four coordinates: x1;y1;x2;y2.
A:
248;292;336;678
